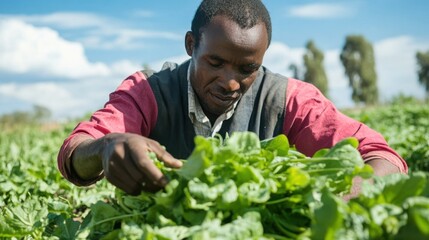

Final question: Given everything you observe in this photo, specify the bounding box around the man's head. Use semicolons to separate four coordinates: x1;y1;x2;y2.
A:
191;0;272;49
185;0;271;123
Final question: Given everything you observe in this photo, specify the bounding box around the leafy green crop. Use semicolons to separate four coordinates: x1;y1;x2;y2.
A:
0;124;115;239
59;132;429;240
1;102;429;240
65;132;375;239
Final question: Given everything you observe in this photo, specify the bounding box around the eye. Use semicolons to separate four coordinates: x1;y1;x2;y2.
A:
210;61;223;68
208;58;224;68
240;64;259;75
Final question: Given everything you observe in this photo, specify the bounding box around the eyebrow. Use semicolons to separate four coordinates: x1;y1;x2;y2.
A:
208;54;224;62
208;54;260;68
245;63;260;68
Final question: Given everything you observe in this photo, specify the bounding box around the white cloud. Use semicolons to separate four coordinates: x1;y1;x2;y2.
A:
79;28;182;50
0;19;143;119
0;72;134;120
0;12;182;51
375;36;429;101
110;60;143;77
288;3;354;19
263;42;305;77
0;19;110;79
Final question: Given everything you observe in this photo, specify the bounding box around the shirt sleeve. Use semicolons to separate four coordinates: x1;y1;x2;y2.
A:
282;78;408;173
57;71;158;185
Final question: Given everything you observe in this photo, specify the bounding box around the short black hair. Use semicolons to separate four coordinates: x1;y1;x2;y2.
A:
191;0;272;49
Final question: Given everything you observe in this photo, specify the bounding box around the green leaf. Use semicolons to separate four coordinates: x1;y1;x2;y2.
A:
155;179;182;208
190;211;264;239
52;216;81;240
311;189;347;239
154;225;191;240
176;137;212;180
324;137;363;168
369;204;405;236
219;180;239;207
225;132;261;155
236;165;264;185
238;182;271;204
0;198;49;237
87;201;122;233
397;197;429;238
283;166;311;192
260;134;289;156
381;172;427;205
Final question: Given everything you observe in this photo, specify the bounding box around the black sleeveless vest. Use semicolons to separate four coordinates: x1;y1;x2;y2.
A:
145;60;288;159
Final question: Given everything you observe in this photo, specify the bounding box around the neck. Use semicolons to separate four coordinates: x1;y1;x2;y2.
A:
200;105;218;126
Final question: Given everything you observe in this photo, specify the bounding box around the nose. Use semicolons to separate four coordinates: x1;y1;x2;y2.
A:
220;69;241;92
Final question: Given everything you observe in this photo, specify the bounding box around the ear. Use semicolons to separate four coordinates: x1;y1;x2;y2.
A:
185;31;195;57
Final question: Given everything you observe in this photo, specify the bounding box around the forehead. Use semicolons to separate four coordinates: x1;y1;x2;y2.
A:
200;15;269;52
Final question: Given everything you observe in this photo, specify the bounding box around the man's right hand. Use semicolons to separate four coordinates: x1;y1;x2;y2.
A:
71;133;182;195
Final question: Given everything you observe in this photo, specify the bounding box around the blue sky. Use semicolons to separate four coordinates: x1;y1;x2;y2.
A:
1;0;428;120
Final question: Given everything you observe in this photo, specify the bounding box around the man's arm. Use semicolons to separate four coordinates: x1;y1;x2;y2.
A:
282;79;407;200
283;79;408;173
57;71;169;192
344;158;401;201
71;136;104;181
367;158;401;176
68;133;182;195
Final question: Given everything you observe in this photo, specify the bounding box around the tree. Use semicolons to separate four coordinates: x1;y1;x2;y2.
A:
288;63;301;79
303;40;329;96
340;35;378;105
416;50;429;98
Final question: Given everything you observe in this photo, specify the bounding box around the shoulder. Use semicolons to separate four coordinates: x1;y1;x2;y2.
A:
116;71;147;91
143;60;190;77
143;60;190;86
261;67;288;82
286;78;328;104
109;70;159;108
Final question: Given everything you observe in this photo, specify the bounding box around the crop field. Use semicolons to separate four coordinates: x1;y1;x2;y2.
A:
0;102;428;239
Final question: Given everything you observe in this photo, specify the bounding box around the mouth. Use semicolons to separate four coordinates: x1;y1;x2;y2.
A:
214;94;236;101
211;92;240;107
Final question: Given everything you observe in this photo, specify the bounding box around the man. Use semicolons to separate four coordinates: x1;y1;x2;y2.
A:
58;0;407;197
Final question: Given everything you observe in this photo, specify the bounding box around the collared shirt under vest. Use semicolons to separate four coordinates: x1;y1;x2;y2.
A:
144;60;288;159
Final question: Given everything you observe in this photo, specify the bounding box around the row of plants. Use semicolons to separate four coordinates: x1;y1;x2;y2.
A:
343;100;429;171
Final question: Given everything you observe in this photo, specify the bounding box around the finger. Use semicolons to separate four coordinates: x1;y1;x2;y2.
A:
121;145;166;192
127;146;169;188
103;156;142;195
139;174;167;193
146;140;183;168
103;142;148;195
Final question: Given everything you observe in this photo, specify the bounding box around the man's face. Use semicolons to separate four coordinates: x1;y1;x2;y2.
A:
186;15;269;121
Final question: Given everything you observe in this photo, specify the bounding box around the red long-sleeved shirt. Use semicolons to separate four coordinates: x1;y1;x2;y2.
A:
58;71;408;185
